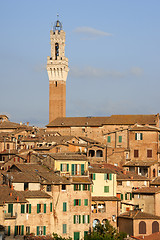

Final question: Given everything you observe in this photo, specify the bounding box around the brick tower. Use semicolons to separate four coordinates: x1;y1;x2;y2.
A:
47;19;69;123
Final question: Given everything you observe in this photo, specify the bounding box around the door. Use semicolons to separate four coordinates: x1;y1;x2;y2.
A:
74;232;80;240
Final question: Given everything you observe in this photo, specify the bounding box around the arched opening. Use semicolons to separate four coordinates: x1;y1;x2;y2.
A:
96;150;103;157
55;43;59;60
152;221;159;233
153;169;156;178
139;221;146;234
102;219;107;225
93;219;100;228
89;150;95;157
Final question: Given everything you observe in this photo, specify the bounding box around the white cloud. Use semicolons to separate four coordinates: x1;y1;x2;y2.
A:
73;26;112;39
70;66;144;80
130;67;143;76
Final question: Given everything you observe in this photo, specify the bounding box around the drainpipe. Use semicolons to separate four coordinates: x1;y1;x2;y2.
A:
105;146;107;163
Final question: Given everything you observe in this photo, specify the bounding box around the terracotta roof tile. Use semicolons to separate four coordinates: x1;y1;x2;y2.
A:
123;160;157;167
0;185;27;204
92;196;120;201
132;187;160;194
71;176;92;184
18;190;51;198
119;210;160;220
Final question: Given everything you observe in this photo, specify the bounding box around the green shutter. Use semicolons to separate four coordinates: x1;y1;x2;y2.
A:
140;133;143;140
67;164;69;172
29;204;31;214
21;225;24;235
37;226;39;236
104;186;109;192
72;164;75;175
83;215;85;224
88;185;90;191
125;193;127;200
84;199;88;206
135;133;137;140
79;184;81;190
21;204;25;213
119;136;122;143
60;164;63;171
74;199;76;206
81;164;84;175
88;215;90;223
159;135;160;141
44;204;46;213
8;226;10;236
8;203;13;216
92;186;93;192
130;193;132;200
79;215;81;224
109;173;112;180
84;231;88;237
108;136;111;142
63;202;67;212
14;226;18;236
74;185;76;191
74;215;76;224
104;173;107;180
43;226;46;235
63;224;67;234
79;199;81;206
83;185;85;191
121;194;123;200
50;203;52;212
93;173;96;180
37;204;40;213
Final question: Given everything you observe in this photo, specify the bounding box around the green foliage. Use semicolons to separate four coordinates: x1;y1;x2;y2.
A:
52;232;72;240
84;221;127;240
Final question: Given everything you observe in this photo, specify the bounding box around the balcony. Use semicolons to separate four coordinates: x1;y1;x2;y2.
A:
4;212;16;219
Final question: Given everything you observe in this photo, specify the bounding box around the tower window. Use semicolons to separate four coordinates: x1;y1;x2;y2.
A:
55;43;59;59
55;81;57;87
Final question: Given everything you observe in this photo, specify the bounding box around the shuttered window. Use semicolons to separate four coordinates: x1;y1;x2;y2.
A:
44;204;46;213
119;136;122;143
50;203;52;212
63;202;67;212
63;224;67;234
104;186;109;193
84;199;88;206
21;204;25;214
134;150;139;158
107;136;111;142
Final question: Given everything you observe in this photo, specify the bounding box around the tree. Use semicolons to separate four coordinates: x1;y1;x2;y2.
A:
84;220;127;240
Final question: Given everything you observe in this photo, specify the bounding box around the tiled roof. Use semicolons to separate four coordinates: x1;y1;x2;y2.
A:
142;231;160;240
37;171;70;185
18;190;51;198
2;172;40;183
71;176;92;184
151;177;160;185
132;187;160;194
130;125;160;132
119;210;160;220
9;163;50;172
47;153;87;161
123;160;157;167
92;196;120;201
47;114;158;127
89;167;114;174
0;121;26;129
0;185;27;204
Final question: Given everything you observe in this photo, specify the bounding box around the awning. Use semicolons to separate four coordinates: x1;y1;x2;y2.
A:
91;201;97;205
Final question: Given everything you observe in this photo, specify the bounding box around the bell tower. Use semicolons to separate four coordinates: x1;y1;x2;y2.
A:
47;19;69;123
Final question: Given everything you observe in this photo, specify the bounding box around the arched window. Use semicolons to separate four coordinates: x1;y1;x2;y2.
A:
89;150;95;157
93;219;100;228
139;221;146;234
55;43;59;60
96;150;103;157
152;221;159;233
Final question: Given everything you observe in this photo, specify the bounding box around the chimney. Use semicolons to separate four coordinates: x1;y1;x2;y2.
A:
9;192;12;196
27;122;29;127
123;170;126;175
130;176;133;180
10;185;14;190
17;196;19;202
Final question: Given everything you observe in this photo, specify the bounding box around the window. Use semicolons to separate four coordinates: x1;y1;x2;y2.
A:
73;215;81;224
62;184;66;191
46;185;51;192
134;150;139;158
126;181;130;186
37;226;46;236
104;186;109;193
125;193;132;200
60;164;69;172
37;204;42;213
14;225;24;236
63;224;67;234
44;204;46;213
92;173;96;180
63;202;67;212
84;199;88;206
7;226;10;236
74;199;81;206
82;215;90;224
152;221;159;233
26;226;30;235
50;203;52;212
107;136;111;143
74;184;81;191
24;183;29;191
71;164;84;175
83;184;87;191
121;194;123;200
139;221;146;234
84;231;88;237
104;173;112;180
8;203;13;216
147;149;152;158
135;133;143;140
119;136;122;143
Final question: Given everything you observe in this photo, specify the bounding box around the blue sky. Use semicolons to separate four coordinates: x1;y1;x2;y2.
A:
0;0;160;126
